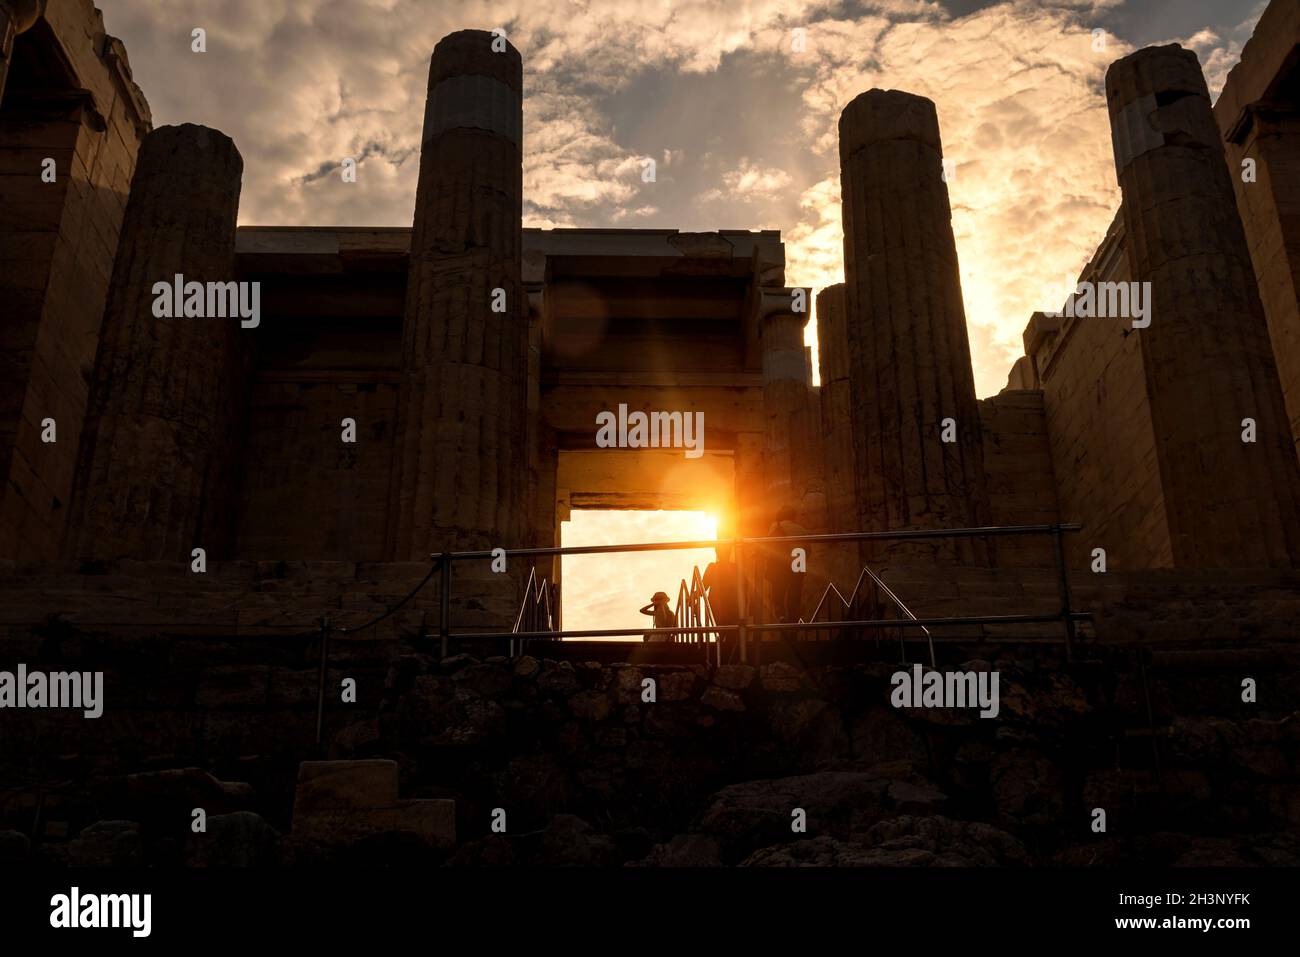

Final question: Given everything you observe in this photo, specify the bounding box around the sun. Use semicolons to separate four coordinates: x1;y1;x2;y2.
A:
560;509;721;637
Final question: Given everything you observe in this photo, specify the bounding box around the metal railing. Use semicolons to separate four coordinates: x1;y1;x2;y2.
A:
802;563;936;668
674;566;719;644
431;523;1086;665
509;565;558;657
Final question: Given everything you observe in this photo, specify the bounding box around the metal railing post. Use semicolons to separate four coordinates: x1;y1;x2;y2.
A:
439;553;451;660
315;614;330;748
1052;525;1076;662
735;540;748;665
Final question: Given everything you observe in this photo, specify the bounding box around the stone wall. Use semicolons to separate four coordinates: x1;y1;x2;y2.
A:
977;390;1061;568
2;628;1297;867
236;379;399;562
1215;0;1300;457
1027;219;1173;571
0;1;150;561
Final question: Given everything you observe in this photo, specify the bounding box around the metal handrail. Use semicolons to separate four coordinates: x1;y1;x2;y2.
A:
672;566;721;663
510;565;558;656
429;523;1082;562
433;523;1084;664
801;564;935;667
863;565;934;669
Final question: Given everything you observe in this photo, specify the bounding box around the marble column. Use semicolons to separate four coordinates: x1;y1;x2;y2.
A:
839;89;989;565
1107;45;1300;568
68;124;248;560
387;29;526;558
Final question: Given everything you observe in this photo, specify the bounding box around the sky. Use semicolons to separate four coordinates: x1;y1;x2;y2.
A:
99;0;1266;629
561;509;718;636
103;0;1264;397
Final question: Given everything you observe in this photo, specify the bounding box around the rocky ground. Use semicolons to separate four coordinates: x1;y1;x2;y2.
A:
3;645;1297;867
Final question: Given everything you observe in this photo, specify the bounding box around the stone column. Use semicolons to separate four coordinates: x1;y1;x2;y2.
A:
387;29;526;559
1224;109;1300;459
759;290;829;625
1107;45;1300;568
816;283;861;588
67;124;248;561
839;89;988;565
760;290;811;518
0;1;41;107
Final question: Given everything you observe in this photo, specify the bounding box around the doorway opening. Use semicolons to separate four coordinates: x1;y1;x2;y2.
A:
560;509;719;639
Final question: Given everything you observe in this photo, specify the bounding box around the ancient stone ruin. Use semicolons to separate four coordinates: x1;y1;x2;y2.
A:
1;0;1299;872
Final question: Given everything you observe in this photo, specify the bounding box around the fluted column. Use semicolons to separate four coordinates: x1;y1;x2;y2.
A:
761;291;811;516
839;89;988;564
68;124;248;560
816;283;861;587
387;29;526;558
1107;45;1300;568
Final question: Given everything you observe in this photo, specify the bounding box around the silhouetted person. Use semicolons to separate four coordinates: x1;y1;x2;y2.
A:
639;591;675;642
766;506;808;624
702;544;738;630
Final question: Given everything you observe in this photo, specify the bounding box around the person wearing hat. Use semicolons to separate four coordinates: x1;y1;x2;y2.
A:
639;591;676;642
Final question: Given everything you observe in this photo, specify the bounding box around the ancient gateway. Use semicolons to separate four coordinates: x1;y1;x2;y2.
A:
1;0;1299;871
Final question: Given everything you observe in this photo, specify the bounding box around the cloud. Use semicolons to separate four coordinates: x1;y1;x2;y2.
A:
697;158;794;203
103;0;1256;400
1172;1;1268;99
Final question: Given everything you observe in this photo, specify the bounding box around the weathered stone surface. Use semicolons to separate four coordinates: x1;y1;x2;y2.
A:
700;686;745;712
849;708;925;765
291;759;455;850
814;283;864;587
659;670;697;701
0;0;151;563
768;698;846;764
761;299;823;536
387;29;527;559
694;768;925;862
330;718;383;759
0;829;30;863
184;811;280;867
614;665;645;703
989;749;1063;829
1214;0;1300;460
838;89;988;564
533;814;620;867
67;124;248;562
538;660;580;694
453;662;513;698
713;664;755;690
44;820;144;868
1106;44;1300;568
109;767;252;821
398;682;506;748
569;689;612;721
634;833;723;867
447;834;516;867
294;759;399;811
760;661;807;692
743;816;1028;867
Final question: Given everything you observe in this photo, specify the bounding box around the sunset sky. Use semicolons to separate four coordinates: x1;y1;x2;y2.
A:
105;0;1261;396
100;0;1263;629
